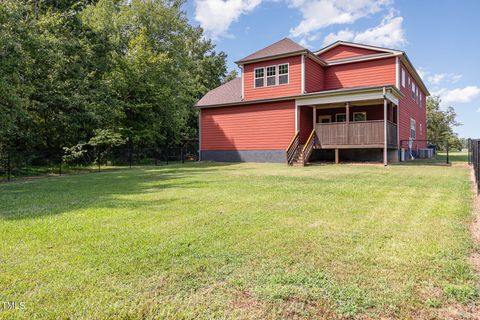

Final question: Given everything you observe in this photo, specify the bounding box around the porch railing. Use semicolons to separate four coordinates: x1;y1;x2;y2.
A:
316;120;397;148
286;131;300;165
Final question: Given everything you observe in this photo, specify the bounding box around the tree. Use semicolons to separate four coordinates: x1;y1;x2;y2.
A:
426;96;462;150
222;69;239;84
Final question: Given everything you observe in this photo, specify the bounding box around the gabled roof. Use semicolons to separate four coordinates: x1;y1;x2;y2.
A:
315;41;429;96
196;78;242;107
315;40;403;56
235;38;307;64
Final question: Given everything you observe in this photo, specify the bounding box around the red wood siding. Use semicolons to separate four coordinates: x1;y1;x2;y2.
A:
299;106;313;143
318;44;383;61
243;56;302;100
200;100;295;150
305;57;324;93
324;57;396;90
398;61;427;147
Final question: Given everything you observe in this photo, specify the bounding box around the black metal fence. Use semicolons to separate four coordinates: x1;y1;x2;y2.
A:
468;139;479;193
0;140;199;182
399;139;450;163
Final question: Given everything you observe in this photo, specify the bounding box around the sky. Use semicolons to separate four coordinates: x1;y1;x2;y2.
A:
184;0;480;138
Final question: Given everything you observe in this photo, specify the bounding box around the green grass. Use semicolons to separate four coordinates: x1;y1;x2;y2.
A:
0;162;478;319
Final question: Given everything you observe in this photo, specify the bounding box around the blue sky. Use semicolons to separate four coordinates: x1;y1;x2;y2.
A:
185;0;480;138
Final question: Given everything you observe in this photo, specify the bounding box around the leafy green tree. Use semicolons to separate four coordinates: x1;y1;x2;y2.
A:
426;96;462;150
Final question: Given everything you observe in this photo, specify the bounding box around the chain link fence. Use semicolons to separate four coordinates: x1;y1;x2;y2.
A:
0;140;199;182
468;139;479;193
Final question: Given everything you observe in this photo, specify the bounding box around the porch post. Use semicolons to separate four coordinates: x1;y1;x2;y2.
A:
346;102;350;145
313;106;316;129
383;98;388;166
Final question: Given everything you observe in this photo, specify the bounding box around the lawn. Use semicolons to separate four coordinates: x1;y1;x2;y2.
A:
0;162;478;319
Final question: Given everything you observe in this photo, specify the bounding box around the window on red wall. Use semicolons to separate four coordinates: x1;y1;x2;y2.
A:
410;118;416;139
254;68;264;88
266;66;276;86
279;64;289;85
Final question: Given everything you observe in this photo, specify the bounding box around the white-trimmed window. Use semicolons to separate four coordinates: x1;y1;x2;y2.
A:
254;68;264;88
420;123;423;136
412;82;416;100
278;64;289;85
410;118;416;139
266;66;276;86
420;92;422;105
401;68;405;87
335;113;346;122
353;112;367;122
317;115;332;123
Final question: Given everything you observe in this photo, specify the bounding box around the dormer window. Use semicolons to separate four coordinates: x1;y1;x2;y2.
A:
278;64;289;85
254;64;289;89
266;66;276;86
254;68;264;88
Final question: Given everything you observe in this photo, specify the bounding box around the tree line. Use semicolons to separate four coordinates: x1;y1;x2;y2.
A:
0;0;230;166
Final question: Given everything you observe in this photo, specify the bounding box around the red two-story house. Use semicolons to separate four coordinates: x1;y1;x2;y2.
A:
196;38;429;165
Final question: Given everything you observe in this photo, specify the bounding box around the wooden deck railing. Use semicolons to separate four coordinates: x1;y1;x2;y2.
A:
316;120;397;148
301;129;316;165
286;131;300;165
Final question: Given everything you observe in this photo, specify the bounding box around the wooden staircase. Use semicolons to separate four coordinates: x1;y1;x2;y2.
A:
286;129;317;166
291;144;305;166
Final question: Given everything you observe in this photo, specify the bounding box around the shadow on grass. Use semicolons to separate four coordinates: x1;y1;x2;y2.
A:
0;162;238;221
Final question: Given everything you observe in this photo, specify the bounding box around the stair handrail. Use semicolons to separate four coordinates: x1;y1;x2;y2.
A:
286;131;300;165
301;129;316;165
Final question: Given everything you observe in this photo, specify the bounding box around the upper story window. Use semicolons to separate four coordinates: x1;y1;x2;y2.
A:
266;66;276;86
411;82;416;99
410;118;416;139
278;64;289;85
401;69;405;87
254;64;289;88
420;92;422;105
254;68;264;88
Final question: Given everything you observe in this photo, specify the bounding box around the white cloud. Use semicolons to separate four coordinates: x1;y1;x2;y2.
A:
433;86;480;106
194;0;262;39
322;11;406;48
289;0;392;38
427;73;462;85
477;107;480;113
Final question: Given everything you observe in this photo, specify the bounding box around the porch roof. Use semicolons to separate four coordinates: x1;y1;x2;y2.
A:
196;85;402;108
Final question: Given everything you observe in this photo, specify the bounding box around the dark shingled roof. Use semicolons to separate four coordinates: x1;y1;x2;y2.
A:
236;38;306;64
196;78;242;107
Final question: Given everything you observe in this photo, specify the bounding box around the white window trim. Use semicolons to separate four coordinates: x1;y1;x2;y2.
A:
353;112;367;122
254;67;265;88
266;65;276;87
317;115;332;123
335;113;346;122
410;118;417;139
254;63;290;89
278;63;290;86
401;68;405;87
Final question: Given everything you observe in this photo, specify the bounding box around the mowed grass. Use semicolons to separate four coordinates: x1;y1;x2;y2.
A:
0;162;478;319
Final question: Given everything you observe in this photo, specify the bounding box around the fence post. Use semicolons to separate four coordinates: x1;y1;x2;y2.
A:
477;140;479;193
468;138;471;165
129;147;132;169
59;157;62;176
446;142;449;164
181;147;184;164
7;150;11;182
97;150;101;172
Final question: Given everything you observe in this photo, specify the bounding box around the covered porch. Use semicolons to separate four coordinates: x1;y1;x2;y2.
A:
290;86;401;165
